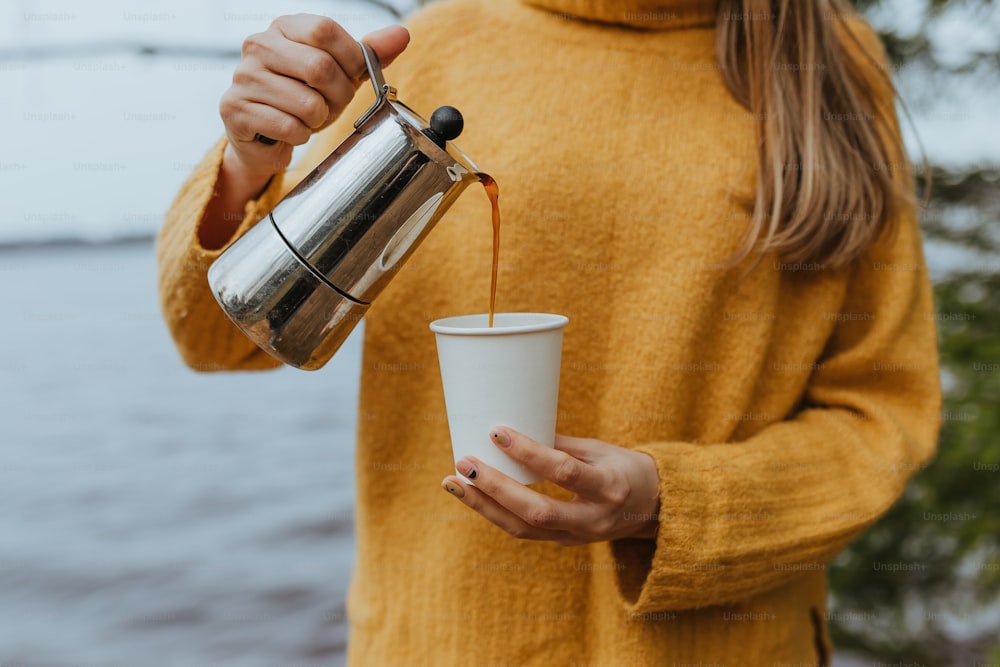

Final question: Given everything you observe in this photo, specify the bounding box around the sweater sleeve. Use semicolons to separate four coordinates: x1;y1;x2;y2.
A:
156;137;284;371
614;210;941;612
611;19;942;613
156;129;347;371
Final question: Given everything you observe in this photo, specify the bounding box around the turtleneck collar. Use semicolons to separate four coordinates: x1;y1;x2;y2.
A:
521;0;718;30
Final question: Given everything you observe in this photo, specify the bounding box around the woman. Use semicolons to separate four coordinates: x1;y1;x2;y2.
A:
158;0;941;663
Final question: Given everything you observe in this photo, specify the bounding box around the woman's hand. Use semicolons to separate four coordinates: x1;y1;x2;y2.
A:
221;15;409;181
201;15;409;247
441;429;662;546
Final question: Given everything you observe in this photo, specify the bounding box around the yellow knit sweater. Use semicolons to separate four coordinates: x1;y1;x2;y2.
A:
157;0;942;664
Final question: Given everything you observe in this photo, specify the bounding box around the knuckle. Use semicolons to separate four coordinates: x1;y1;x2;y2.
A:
302;53;333;87
551;457;582;487
524;502;557;528
301;93;328;126
603;482;628;507
504;522;530;540
230;64;256;88
594;514;616;537
218;93;244;126
306;16;339;47
469;474;492;495
268;15;290;32
242;32;265;57
273;117;299;141
288;125;312;146
218;92;235;117
474;473;500;496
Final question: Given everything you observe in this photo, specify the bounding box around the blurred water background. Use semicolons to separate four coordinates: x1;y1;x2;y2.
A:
1;2;412;665
0;0;997;665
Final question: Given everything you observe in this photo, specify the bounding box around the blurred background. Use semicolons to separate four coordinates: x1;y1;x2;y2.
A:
0;0;997;665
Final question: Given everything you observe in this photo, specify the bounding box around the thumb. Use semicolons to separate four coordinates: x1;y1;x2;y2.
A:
361;25;410;69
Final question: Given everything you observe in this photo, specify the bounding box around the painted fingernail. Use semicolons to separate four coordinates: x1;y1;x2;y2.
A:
491;431;511;448
441;479;465;498
456;459;478;480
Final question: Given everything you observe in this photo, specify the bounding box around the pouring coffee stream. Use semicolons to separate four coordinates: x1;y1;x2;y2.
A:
207;41;501;368
478;174;501;329
419;107;502;329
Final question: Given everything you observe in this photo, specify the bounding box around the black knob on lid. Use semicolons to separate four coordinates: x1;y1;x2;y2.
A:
423;106;464;148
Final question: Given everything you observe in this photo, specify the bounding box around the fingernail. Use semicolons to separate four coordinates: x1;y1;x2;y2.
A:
491;430;511;448
441;479;465;498
456;459;478;480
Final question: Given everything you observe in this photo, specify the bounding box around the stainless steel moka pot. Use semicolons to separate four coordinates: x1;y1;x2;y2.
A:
208;42;480;370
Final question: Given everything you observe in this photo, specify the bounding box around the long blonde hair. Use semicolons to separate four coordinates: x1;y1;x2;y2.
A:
716;0;909;268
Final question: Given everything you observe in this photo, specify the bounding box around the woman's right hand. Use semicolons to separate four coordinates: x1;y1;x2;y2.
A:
199;15;409;249
220;15;410;183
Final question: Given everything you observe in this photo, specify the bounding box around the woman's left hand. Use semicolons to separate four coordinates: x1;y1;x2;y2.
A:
441;428;662;546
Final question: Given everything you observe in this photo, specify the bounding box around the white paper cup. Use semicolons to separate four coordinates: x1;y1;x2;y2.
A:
430;313;569;485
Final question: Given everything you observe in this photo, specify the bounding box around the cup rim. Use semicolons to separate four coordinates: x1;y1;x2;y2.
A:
429;312;568;336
